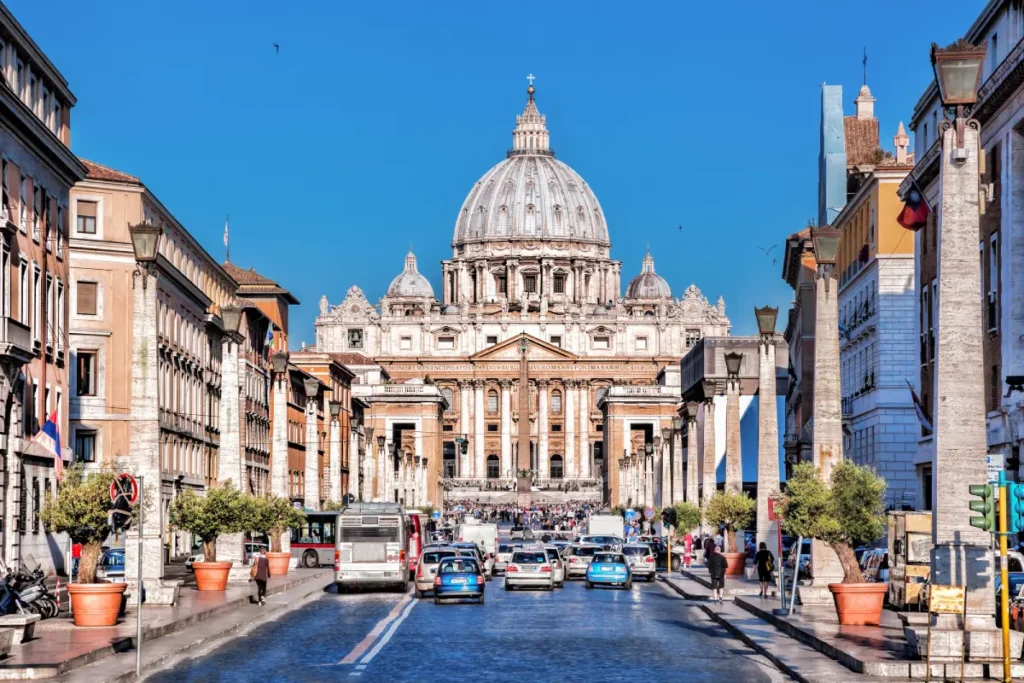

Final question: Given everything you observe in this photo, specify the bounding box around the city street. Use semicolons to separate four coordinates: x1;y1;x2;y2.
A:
148;578;785;682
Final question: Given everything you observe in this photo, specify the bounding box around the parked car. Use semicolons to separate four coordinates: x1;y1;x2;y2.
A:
578;535;623;551
433;556;486;605
244;542;268;562
622;543;656;582
493;543;517;576
185;553;204;571
785;539;812;579
414;547;459;598
96;548;125;583
504;550;554;591
586;551;632;590
543;546;566;587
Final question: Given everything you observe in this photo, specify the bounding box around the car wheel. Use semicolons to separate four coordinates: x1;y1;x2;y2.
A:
415;588;423;599
479;593;485;605
434;596;442;605
302;551;318;569
585;581;593;589
625;579;633;590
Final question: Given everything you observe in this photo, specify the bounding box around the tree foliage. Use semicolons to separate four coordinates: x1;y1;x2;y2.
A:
244;495;306;553
168;482;249;562
672;502;702;534
705;491;756;552
40;465;116;584
778;461;887;583
321;499;345;512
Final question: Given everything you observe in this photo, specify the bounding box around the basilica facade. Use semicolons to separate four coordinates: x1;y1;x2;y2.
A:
315;85;730;506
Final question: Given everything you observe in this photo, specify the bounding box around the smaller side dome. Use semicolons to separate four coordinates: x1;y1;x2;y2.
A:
625;250;671;299
387;250;435;298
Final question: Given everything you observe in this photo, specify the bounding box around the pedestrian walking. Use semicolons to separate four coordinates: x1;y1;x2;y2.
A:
682;531;693;570
713;530;724;552
754;542;774;598
251;546;271;606
706;546;727;604
702;534;716;563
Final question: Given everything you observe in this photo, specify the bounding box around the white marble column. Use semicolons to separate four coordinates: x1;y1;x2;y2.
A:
381;442;392;502
473;380;485;478
756;339;780;551
304;393;320;511
564;381;576;479
347;427;359;502
672;428;684;504
702;398;716;505
578;383;589;478
459;381;471;476
500;380;512;477
330;416;342;503
725;376;742;495
660;435;671;507
216;332;247;582
537;380;549;477
271;365;290;552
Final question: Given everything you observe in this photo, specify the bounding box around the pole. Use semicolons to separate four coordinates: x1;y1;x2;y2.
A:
999;471;1010;683
788;536;803;615
777;511;785;611
136;475;144;678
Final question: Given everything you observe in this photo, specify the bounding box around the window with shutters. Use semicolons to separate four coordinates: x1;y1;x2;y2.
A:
76;200;97;234
75;281;97;316
76;351;96;396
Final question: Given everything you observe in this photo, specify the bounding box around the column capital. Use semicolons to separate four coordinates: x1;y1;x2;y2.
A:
472;378;485;389
536;378;549;388
498;379;512;389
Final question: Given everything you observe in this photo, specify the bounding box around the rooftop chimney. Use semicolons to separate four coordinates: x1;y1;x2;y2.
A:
855;84;875;120
894;121;909;164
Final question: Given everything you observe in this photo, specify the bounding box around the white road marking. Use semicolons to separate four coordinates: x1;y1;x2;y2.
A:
338;590;414;665
359;595;417;665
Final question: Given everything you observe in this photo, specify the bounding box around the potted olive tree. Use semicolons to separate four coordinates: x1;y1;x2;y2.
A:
248;495;306;576
41;466;126;626
778;461;887;625
168;482;248;591
705;491;756;575
666;502;702;570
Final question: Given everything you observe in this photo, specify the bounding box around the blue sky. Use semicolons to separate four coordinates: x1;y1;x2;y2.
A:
10;0;983;343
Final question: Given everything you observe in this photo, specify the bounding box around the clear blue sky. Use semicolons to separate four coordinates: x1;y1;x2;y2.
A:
10;0;983;343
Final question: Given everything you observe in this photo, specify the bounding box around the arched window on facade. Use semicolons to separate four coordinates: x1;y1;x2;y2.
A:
551;390;562;413
487;390;498;414
486;454;500;479
441;387;454;414
550;455;563;479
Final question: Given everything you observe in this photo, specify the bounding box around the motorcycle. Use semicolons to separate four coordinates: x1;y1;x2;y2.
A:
11;560;58;618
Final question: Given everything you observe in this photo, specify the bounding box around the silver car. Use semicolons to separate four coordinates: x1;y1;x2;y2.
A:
493;542;520;576
622;543;656;581
414;547;459;597
544;546;566;587
504;550;554;591
565;544;603;579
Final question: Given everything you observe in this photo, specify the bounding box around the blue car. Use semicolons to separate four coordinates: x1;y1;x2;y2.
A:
585;551;632;590
433;556;486;605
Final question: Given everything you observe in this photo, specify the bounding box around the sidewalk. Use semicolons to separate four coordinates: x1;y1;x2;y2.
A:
0;568;331;680
679;566;778;599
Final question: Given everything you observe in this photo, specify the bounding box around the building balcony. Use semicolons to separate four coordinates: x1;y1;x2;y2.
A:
0;317;34;365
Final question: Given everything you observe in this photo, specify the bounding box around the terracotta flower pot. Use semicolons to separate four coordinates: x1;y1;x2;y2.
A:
722;552;746;576
265;552;291;577
67;582;127;627
193;561;232;591
828;582;888;625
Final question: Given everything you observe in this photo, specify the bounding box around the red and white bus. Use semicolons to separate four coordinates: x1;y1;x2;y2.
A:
290;512;339;568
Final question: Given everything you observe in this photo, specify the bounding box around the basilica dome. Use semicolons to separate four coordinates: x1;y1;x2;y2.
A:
625;251;671;299
387;250;435;298
452;86;609;248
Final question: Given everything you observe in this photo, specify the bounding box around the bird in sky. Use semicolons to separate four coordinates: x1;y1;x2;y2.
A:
772;257;777;266
758;244;777;255
273;43;280;55
677;225;683;232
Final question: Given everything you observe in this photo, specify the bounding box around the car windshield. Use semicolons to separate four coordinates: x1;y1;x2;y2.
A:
544;549;559;561
498;544;514;553
587;536;618;545
594;553;624;564
512;552;546;564
102;551;124;566
422;551;456;564
439;559;479;574
622;546;649;556
572;546;599;557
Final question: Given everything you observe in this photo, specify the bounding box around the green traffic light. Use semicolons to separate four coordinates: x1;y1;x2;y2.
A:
1008;482;1024;535
969;484;995;532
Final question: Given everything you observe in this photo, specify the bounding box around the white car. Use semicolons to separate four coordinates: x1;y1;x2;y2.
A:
505;549;555;591
543;546;566;587
622;543;656;581
414;547;459;597
185;553;203;571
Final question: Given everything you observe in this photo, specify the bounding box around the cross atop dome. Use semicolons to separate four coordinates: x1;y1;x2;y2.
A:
512;77;551;155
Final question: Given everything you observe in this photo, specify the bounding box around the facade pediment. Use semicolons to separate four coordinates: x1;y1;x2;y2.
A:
469;333;576;362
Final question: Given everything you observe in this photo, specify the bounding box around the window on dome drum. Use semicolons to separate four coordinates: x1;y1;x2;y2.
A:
551;391;562;413
593;336;610;350
348;328;363;349
550;335;561;347
486;335;498;345
635;336;648;351
487;390;498;413
399;336;412;350
553;274;565;294
76;200;97;234
438;336;455;350
487;424;498;432
550;455;563;479
524;275;537;294
685;330;700;348
487;455;500;479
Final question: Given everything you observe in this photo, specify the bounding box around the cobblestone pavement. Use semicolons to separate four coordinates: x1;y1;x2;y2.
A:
148;576;787;682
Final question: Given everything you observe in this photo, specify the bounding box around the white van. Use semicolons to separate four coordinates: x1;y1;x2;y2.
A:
455;523;498;557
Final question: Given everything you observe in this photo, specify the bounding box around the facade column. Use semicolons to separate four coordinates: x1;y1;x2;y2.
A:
459;381;471;476
672;426;684;504
578;382;589;478
660;434;671;507
347;426;359;502
500;380;512;478
473;379;485;478
564;381;576;479
126;272;178;603
537;380;549;477
330;414;343;503
756;335;780;551
271;364;290;552
685;411;700;505
304;390;320;511
216;330;248;583
701;397;716;505
381;442;392;502
725;375;742;494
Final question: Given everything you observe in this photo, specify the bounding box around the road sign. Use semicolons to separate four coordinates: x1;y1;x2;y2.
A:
624;509;637;522
988;453;1005;496
432;511;441;520
644;506;655;520
110;473;139;505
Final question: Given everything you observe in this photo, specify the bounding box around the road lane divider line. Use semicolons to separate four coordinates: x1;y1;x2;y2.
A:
359;596;417;665
338;591;413;664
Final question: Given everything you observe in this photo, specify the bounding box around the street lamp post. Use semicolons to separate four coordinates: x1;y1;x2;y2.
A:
754;306;781;552
215;304;249;583
375;434;385;501
924;40;1003;649
270;351;290;555
661;426;672;509
302;377;321;510
329;400;345;504
671;418;684;504
723;351;743;497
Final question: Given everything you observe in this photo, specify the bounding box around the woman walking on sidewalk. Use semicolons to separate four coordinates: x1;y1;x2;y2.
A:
754;542;774;598
251;547;271;606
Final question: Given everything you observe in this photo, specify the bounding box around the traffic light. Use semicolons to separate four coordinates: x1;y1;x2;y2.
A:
666;506;677;529
1007;482;1024;534
969;484;995;532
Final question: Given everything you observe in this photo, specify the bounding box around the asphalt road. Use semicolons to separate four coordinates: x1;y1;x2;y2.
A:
148;575;787;682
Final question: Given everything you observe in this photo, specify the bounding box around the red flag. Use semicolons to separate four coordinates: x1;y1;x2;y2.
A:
897;180;930;231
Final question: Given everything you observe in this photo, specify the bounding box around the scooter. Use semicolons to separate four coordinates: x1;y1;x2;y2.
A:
12;566;57;618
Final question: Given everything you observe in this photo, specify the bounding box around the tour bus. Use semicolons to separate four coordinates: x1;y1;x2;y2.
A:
290;511;339;568
334;502;409;591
